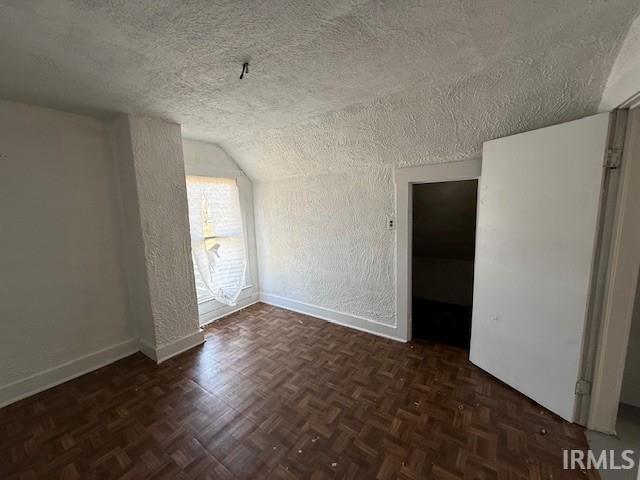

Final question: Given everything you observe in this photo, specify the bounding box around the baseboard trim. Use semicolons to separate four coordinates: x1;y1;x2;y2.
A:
199;294;260;327
0;297;395;408
138;338;158;362
259;293;404;342
142;331;206;364
0;338;139;408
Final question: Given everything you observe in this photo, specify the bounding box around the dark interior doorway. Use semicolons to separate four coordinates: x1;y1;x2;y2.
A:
412;180;478;349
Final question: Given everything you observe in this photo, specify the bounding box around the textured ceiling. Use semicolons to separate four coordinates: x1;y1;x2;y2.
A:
0;0;638;180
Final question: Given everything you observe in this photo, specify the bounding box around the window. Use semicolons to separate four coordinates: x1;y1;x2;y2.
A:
186;176;247;305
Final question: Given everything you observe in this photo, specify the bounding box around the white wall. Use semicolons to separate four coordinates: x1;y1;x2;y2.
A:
182;139;260;324
113;116;202;354
109;116;156;346
0;104;206;406
0;100;135;397
183;140;245;177
254;167;396;335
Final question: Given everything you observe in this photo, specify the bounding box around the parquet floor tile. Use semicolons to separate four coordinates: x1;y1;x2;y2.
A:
0;303;598;479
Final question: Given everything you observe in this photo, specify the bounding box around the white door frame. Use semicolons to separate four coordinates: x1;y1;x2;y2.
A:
588;107;640;433
394;159;482;342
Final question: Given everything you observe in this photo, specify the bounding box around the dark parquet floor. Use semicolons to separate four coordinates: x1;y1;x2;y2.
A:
0;303;598;479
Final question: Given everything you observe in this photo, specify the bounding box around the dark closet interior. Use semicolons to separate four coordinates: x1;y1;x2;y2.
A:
412;180;478;348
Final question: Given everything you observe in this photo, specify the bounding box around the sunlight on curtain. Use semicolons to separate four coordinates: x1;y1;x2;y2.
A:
186;176;247;306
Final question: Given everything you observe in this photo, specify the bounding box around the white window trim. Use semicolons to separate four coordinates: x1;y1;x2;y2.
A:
184;169;259;325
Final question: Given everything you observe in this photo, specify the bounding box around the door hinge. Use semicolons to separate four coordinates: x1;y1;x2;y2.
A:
604;148;623;169
575;379;592;395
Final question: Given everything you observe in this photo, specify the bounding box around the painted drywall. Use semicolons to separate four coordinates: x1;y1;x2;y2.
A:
1;0;639;341
183;140;245;177
0;100;134;387
254;167;395;326
470;113;611;421
108;116;156;346
620;278;640;408
182;139;260;324
600;12;640;110
125;116;201;348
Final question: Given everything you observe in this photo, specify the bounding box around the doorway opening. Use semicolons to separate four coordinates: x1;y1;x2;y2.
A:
587;272;640;477
411;180;478;348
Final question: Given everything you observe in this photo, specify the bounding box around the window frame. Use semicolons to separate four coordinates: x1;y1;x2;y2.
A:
185;174;254;307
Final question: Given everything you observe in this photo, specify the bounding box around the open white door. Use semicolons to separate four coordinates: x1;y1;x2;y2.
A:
470;113;612;422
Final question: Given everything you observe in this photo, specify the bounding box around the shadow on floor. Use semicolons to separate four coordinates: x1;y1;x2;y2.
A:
412;297;471;349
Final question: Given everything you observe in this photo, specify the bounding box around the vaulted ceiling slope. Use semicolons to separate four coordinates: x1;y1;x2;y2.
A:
1;1;638;181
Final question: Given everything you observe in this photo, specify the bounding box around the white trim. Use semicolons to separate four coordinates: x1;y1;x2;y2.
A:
184;169;260;321
259;293;404;342
138;338;157;362
141;331;206;364
619;91;640;110
588;107;640;433
200;293;260;327
394;159;482;342
0;338;139;408
197;286;255;323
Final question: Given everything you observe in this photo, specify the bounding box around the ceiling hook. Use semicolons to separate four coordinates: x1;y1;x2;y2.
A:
240;62;249;79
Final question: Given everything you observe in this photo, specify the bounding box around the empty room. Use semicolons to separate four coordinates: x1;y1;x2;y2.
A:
2;2;640;479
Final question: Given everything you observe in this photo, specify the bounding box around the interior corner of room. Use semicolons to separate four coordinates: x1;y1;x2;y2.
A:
2;2;640;478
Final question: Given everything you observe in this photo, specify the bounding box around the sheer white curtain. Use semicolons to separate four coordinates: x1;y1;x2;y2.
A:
186;176;247;306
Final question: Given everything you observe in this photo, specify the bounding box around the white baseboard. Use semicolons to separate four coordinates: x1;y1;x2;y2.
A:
259;292;404;342
199;293;260;327
138;338;157;362
0;338;139;408
0;329;207;408
0;297;395;408
141;330;206;364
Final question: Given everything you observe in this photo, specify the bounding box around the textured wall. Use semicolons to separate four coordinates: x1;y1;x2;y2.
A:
0;100;133;386
1;0;639;337
108;116;156;345
243;0;637;332
127;116;200;348
182;138;260;323
254;167;395;325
